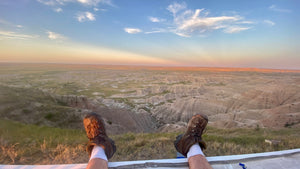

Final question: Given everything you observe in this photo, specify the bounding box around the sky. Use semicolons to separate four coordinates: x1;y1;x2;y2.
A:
0;0;299;69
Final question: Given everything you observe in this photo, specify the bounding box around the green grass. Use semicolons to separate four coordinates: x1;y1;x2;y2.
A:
0;119;88;164
204;126;300;155
0;85;82;128
0;119;85;145
1;119;299;165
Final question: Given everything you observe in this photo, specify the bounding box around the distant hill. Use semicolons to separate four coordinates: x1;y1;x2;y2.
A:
0;63;299;135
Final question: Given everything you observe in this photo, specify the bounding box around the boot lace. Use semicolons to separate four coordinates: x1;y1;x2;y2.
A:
191;120;206;138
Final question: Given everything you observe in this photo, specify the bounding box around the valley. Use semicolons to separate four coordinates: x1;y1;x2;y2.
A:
0;63;299;134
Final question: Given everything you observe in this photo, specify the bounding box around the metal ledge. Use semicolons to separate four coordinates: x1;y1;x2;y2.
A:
1;149;300;169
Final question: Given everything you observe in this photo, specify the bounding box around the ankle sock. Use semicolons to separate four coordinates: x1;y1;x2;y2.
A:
90;145;108;162
187;143;205;159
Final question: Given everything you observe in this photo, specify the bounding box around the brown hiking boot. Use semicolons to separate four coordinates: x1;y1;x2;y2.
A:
174;114;208;157
83;112;116;159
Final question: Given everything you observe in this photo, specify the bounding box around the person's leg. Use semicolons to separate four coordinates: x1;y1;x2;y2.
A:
86;145;108;169
188;155;212;169
83;112;116;169
174;114;213;169
86;159;108;169
187;143;212;169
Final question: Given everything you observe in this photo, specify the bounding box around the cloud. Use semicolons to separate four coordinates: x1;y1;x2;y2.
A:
37;0;66;6
149;17;165;23
173;31;190;37
77;0;113;6
0;19;11;25
237;21;255;24
55;8;63;13
223;26;251;34
170;5;248;37
86;12;95;20
145;28;167;34
127;2;253;37
167;2;187;16
269;5;292;13
264;20;275;26
46;31;66;40
0;19;24;29
93;8;107;12
76;12;96;22
37;0;113;7
124;28;142;34
0;30;38;40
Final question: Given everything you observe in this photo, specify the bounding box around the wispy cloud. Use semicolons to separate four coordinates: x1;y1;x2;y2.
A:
46;31;66;40
0;19;11;25
37;0;111;22
145;28;167;34
77;0;113;6
124;28;142;34
37;0;113;7
126;2;252;37
224;26;251;34
55;8;63;13
237;21;255;24
0;30;38;40
93;7;107;12
0;19;24;29
37;0;66;6
269;5;292;13
85;12;95;20
166;2;187;16
264;20;275;26
167;2;250;37
149;17;165;23
76;12;96;22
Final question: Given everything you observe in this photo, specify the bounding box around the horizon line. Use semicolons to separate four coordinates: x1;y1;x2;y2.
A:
0;61;299;72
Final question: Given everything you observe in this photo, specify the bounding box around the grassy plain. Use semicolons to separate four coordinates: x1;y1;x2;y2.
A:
1;119;299;164
0;63;299;164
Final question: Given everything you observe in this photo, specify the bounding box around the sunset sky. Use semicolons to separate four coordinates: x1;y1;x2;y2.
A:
0;0;299;69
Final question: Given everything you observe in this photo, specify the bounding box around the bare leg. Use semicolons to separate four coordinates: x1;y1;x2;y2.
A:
83;113;116;169
174;114;213;169
86;158;108;169
188;155;213;169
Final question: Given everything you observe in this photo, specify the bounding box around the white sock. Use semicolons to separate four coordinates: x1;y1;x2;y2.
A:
187;143;205;159
89;145;108;162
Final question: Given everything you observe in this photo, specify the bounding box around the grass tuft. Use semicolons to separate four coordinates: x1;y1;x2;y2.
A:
0;119;299;164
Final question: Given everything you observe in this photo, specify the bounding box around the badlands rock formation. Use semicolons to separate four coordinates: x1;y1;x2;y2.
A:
0;64;299;134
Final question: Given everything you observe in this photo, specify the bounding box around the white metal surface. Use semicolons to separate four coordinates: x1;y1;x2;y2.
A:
1;149;300;169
